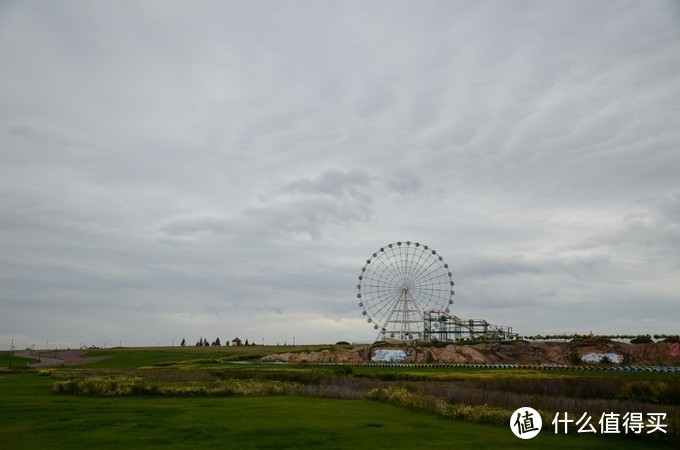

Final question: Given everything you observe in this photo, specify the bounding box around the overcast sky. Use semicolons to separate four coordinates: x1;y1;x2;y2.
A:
1;1;679;349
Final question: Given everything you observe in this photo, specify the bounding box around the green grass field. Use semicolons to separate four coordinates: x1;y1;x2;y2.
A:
0;351;36;368
0;373;674;450
0;346;677;449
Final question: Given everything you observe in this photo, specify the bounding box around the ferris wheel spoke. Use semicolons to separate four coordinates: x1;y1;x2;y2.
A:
383;245;406;282
374;296;401;325
404;244;429;283
381;245;405;282
364;251;400;290
408;293;425;319
371;253;403;287
414;275;448;293
365;259;399;287
409;256;439;287
400;244;412;281
410;255;443;287
369;290;402;325
364;283;397;309
416;283;451;307
417;278;450;296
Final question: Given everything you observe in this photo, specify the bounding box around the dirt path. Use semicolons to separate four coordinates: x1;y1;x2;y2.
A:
15;350;110;367
14;351;62;367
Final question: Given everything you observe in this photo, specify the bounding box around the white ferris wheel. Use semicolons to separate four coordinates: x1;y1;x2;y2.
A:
356;241;455;341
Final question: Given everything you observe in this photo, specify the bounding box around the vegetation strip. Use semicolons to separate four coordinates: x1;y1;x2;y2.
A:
44;363;679;445
3;344;678;449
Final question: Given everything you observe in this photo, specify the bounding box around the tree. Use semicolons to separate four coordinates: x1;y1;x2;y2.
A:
630;336;653;344
568;349;581;365
226;340;230;346
245;339;249;346
180;338;186;347
214;337;221;346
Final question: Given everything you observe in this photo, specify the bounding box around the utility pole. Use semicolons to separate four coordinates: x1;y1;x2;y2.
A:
9;339;14;368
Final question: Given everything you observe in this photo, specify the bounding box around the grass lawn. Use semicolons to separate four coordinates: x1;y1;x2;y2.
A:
0;351;37;368
0;373;675;449
352;365;680;380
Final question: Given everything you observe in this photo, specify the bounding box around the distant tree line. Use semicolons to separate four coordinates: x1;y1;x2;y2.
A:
177;337;258;347
520;333;679;343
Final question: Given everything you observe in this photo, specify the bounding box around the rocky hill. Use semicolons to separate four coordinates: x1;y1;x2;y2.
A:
260;341;680;365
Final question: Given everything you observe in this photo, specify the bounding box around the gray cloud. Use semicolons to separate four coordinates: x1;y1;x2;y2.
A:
283;169;371;197
1;0;678;347
9;125;77;148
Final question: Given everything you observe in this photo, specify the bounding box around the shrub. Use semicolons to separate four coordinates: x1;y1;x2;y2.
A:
599;355;613;364
630;336;653;344
567;349;581;365
210;367;337;384
54;376;146;396
364;386;510;424
53;376;301;398
617;381;680;405
331;365;353;376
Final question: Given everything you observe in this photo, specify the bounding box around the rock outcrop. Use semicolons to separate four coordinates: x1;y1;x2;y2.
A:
260;347;364;363
260;341;680;365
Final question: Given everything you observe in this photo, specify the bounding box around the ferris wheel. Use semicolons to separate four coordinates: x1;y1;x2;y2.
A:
356;241;455;341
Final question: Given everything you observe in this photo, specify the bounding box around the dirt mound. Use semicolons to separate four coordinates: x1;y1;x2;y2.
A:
571;341;678;366
260;347;364;363
260;342;680;365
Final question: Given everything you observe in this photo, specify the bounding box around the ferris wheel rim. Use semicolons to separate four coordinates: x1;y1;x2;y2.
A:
356;241;455;339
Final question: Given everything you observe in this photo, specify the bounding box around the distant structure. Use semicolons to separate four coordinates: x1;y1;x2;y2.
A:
355;241;516;342
422;310;515;341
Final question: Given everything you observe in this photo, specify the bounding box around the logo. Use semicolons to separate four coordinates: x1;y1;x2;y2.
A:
510;407;542;439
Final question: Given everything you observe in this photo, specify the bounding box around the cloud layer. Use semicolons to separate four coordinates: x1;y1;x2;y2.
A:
1;1;679;348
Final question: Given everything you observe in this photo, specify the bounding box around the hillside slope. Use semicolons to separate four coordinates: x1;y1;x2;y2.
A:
261;341;680;365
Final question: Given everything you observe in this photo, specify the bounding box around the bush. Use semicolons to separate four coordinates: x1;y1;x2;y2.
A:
364;386;510;424
568;349;581;365
210;367;344;384
599;355;613;364
630;336;653;344
331;365;353;375
53;376;300;398
617;381;680;405
415;340;449;348
54;376;144;396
